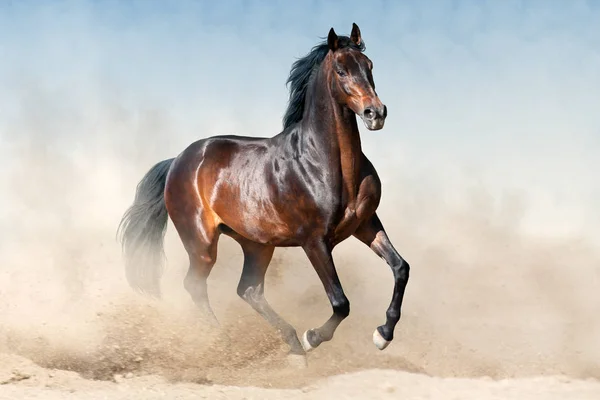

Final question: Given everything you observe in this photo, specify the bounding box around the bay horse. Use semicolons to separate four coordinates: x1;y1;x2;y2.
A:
117;23;410;362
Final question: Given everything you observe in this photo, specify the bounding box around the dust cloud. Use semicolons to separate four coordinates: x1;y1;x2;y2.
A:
1;3;599;394
0;88;598;390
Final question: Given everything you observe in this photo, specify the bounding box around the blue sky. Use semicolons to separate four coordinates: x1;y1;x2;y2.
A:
1;0;599;239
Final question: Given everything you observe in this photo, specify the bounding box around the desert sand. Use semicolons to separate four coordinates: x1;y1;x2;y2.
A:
2;353;600;400
1;183;599;399
1;8;599;398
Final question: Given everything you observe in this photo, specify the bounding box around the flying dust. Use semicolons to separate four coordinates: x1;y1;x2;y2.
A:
1;3;599;390
0;89;598;390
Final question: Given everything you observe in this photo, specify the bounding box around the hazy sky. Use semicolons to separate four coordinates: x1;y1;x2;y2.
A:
1;0;599;239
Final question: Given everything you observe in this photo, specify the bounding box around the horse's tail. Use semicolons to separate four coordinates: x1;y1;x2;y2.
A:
117;158;175;298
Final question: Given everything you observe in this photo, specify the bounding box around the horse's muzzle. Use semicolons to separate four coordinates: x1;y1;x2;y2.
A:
361;104;387;131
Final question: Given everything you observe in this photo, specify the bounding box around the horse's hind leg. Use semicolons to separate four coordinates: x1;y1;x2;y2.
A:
184;240;220;326
234;238;306;360
172;215;221;327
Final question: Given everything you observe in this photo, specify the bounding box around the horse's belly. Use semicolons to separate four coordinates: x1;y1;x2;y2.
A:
215;197;299;245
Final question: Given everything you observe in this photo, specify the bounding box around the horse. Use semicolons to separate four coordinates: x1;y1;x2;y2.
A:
117;23;410;364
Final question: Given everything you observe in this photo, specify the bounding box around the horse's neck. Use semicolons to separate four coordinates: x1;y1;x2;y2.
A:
302;66;363;207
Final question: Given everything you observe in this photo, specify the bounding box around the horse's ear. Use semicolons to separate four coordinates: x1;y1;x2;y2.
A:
350;22;362;46
328;27;339;52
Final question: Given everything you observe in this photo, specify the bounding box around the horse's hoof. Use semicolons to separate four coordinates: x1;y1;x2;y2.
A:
373;328;391;351
286;353;308;369
301;330;315;352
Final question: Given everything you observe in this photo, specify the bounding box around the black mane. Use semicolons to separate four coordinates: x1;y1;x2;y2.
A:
282;35;366;130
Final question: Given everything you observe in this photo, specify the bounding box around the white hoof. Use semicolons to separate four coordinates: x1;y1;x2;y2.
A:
287;353;308;369
301;330;315;352
373;329;391;351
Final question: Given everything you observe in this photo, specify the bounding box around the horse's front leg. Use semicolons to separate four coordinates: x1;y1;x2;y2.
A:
353;213;410;350
300;239;350;352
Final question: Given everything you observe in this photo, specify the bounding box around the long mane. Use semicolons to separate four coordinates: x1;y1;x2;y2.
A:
282;35;366;130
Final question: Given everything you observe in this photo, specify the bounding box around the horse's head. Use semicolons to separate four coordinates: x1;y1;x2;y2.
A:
326;23;387;131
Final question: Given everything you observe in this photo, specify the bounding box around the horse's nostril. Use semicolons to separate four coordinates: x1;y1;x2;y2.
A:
364;108;375;119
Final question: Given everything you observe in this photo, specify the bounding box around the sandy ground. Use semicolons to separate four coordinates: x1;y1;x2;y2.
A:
3;3;600;398
1;215;599;399
2;353;600;400
1;94;599;400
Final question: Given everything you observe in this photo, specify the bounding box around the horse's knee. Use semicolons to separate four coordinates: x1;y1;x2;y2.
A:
393;260;410;284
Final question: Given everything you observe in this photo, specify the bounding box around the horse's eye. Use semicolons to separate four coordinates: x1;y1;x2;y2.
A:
336;69;347;77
